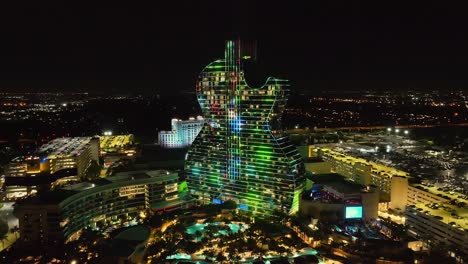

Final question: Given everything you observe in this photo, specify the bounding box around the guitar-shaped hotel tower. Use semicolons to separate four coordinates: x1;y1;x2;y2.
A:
185;40;305;216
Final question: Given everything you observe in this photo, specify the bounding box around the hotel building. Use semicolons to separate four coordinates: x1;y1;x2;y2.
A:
158;116;204;148
301;174;380;222
36;137;100;178
309;146;408;199
13;170;191;245
405;196;467;259
308;145;467;259
392;179;468;258
185;40;305;216
4;137;100;200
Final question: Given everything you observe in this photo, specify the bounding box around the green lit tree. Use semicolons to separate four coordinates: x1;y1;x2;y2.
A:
0;219;9;249
0;233;7;249
10;225;19;239
0;220;8;236
195;230;202;241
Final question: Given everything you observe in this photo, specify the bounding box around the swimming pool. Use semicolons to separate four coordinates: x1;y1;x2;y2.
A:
186;221;248;239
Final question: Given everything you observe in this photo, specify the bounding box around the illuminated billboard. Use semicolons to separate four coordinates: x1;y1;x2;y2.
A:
345;206;363;219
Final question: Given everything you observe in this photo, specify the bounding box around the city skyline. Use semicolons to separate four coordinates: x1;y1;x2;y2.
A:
1;2;468;93
0;3;467;263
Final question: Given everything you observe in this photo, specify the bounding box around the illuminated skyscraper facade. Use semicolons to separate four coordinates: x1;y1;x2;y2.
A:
185;40;305;216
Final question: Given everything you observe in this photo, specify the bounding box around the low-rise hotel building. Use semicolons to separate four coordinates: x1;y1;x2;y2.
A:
13;170;192;245
308;146;408;198
4;137;100;200
405;202;467;259
307;145;467;260
403;184;468;259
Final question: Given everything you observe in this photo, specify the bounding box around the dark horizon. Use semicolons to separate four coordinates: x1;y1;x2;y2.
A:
1;2;467;94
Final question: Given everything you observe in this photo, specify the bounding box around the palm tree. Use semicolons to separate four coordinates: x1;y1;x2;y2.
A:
0;233;8;249
203;249;215;261
195;230;202;241
216;252;227;263
10;226;19;239
227;246;237;260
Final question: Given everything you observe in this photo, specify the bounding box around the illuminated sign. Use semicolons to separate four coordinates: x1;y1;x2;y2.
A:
345;206;363;219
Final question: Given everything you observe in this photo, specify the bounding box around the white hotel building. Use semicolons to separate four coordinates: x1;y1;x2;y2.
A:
158;116;204;148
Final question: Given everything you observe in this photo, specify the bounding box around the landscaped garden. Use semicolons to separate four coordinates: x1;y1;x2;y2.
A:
143;201;322;263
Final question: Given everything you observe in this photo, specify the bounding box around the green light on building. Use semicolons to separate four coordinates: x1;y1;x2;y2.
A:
185;40;305;216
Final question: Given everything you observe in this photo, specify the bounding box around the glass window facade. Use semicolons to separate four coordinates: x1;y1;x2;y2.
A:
185;40;305;216
14;170;187;244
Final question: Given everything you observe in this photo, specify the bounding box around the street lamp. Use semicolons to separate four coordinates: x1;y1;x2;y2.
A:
387;127;392;132
395;128;400;133
404;130;409;135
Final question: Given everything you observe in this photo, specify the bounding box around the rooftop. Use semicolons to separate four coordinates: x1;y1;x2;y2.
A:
10;156;40;163
150;196;187;209
62;181;99;192
171;116;203;123
111;170;176;182
412;183;468;204
36;137;96;158
17;189;78;205
159;116;204;134
100;134;133;150
62;170;177;192
313;147;409;179
16;170;180;207
409;202;467;231
308;173;364;194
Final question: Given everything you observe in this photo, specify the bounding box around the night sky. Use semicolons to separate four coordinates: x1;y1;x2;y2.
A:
0;2;467;94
